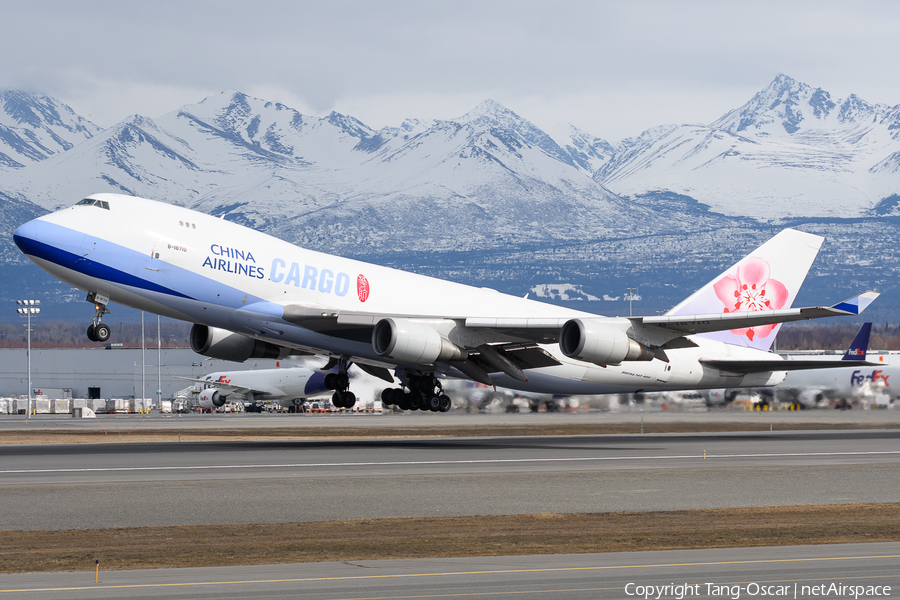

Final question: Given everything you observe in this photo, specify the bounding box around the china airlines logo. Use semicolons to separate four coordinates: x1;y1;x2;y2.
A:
357;274;370;302
712;257;788;342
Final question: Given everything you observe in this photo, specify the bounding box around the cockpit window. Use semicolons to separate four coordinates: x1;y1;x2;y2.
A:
75;198;110;210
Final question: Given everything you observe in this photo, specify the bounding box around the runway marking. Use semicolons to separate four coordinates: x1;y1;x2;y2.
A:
1;450;899;475
2;554;899;594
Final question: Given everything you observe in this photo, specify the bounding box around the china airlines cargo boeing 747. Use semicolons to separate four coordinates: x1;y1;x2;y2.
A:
13;193;880;412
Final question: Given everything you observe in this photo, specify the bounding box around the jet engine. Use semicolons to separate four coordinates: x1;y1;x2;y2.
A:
373;318;466;364
199;388;227;410
559;319;656;366
190;325;291;362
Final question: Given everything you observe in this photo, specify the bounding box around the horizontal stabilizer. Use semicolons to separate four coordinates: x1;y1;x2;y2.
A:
700;358;885;374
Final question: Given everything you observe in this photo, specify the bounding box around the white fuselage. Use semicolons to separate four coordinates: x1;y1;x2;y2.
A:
13;194;786;395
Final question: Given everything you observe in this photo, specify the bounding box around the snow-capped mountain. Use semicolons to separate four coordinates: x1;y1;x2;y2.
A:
0;90;100;168
5;91;735;256
2;77;900;322
596;74;900;218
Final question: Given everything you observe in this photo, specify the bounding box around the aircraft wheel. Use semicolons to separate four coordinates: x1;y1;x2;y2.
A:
425;394;442;412
408;393;422;411
86;324;98;342
415;377;433;393
341;391;356;409
94;323;111;342
381;388;394;405
396;393;412;411
332;391;344;409
335;373;350;390
439;395;452;412
325;373;338;390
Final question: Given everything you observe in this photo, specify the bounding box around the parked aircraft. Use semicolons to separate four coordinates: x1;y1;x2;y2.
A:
705;322;886;407
773;323;896;407
175;366;334;411
177;362;392;411
13;193;881;412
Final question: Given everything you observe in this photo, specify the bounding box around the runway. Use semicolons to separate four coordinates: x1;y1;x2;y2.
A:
2;429;898;530
1;542;898;599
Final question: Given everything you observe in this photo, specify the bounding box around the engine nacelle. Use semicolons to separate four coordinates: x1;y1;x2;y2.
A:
199;388;227;410
372;318;466;365
190;325;291;362
559;319;656;365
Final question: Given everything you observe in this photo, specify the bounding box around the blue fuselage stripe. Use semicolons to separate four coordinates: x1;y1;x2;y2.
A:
13;233;195;300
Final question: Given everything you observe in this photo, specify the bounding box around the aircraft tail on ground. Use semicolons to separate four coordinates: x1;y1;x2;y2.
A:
665;229;824;351
842;322;873;361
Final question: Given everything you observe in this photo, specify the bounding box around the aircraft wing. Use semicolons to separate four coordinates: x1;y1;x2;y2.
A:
285;292;879;343
635;292;879;336
172;376;286;398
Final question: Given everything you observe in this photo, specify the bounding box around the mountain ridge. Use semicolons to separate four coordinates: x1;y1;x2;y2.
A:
2;76;899;322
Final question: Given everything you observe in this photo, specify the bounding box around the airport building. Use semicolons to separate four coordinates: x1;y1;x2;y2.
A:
0;347;284;400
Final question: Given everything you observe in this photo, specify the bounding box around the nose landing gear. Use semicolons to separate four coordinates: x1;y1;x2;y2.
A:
85;293;111;342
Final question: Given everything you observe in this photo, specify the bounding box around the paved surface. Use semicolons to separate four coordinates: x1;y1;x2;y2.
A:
2;407;900;431
1;542;898;599
2;429;898;530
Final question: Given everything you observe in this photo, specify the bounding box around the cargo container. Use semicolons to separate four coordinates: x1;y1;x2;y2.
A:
130;398;152;413
71;398;88;410
34;399;52;414
105;398;129;413
89;398;107;412
52;399;71;414
0;398;10;414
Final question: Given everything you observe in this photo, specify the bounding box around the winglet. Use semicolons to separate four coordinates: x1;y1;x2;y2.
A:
842;322;872;361
831;291;880;315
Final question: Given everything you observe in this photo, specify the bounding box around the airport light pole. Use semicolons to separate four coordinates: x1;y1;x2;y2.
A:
15;300;40;419
626;287;638;317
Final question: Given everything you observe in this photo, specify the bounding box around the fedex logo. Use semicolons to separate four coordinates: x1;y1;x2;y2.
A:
846;349;865;356
216;376;231;384
850;370;889;388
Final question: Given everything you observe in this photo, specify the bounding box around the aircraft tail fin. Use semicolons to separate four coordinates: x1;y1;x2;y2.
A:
842;322;872;361
665;229;824;351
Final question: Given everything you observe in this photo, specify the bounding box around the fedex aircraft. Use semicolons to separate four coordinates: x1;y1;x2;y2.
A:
13;193;880;412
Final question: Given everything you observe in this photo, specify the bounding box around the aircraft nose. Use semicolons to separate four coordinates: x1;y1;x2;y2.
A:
13;219;40;256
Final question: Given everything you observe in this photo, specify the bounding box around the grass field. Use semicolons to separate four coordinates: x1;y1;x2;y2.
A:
2;503;898;573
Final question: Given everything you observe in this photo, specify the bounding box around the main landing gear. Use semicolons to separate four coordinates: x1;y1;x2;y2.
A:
381;374;452;413
85;293;111;342
324;358;356;409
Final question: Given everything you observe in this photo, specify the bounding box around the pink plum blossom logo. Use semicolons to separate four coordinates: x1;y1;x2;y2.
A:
712;257;788;342
357;274;370;303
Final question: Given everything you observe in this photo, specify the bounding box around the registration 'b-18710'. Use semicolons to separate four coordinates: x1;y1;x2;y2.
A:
13;193;882;412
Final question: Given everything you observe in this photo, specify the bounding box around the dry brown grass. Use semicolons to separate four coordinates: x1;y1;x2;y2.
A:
2;420;897;444
2;503;898;573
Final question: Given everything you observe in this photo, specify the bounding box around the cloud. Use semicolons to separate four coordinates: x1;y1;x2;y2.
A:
2;1;900;138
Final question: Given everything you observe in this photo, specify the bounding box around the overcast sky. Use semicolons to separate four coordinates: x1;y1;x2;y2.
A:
3;0;899;141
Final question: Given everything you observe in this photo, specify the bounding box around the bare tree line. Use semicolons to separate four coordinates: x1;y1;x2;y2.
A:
0;321;193;348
